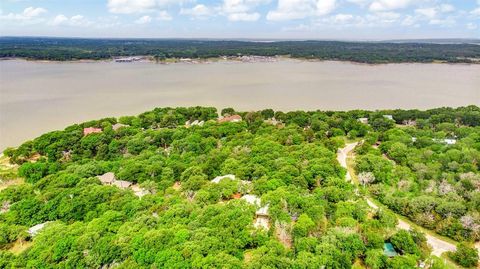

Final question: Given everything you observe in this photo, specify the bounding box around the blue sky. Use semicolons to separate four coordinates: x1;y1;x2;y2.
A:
1;0;479;39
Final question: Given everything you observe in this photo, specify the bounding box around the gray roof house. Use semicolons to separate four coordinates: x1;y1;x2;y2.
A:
113;180;132;189
97;172;116;185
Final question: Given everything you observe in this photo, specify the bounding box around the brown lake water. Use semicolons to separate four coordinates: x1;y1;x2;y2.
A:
1;59;479;150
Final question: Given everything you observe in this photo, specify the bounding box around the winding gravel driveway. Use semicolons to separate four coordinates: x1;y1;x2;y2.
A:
337;142;458;257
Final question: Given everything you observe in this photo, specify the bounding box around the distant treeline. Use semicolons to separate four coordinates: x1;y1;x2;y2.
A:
1;37;480;63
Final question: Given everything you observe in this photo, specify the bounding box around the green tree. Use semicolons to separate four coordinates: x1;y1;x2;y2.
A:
221;108;235;116
449;243;479;268
390;230;420;256
293;214;315;238
365;249;387;269
18;162;49;183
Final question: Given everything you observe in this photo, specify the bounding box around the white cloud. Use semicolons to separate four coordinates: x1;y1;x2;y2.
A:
135;15;152;24
429;17;455;26
365;11;401;24
331;13;354;23
369;0;412;12
70;15;90;26
414;4;455;20
23;7;47;17
222;0;249;13
220;0;269;22
156;10;172;21
222;0;270;13
108;0;156;14
227;12;260;21
0;6;47;21
50;14;92;26
466;23;477;30
180;4;213;18
107;0;183;14
284;10;406;32
52;14;68;25
316;0;337;16
267;0;336;21
471;7;480;16
346;0;370;6
401;15;417;26
94;16;122;29
413;4;459;26
415;8;436;19
439;4;454;13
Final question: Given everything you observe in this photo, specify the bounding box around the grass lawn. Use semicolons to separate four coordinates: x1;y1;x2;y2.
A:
0;154;23;191
8;240;33;255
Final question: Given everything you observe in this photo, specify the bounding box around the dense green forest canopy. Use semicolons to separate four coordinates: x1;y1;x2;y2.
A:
1;106;479;268
1;37;480;63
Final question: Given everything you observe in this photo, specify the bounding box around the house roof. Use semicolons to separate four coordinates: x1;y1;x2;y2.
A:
186;120;205;127
28;222;49;236
113;180;132;189
83;127;102;136
211;174;236;184
383;115;394;120
131;184;150;198
231;193;242;199
218;115;242;123
241;194;261;206
256;205;269;216
264;117;281;125
112;123;127;131
97;172;115;184
254;216;270;230
443;139;457;145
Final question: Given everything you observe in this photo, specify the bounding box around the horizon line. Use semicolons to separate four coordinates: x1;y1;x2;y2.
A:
1;35;480;43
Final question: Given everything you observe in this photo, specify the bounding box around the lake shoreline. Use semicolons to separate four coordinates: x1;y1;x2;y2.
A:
1;56;479;66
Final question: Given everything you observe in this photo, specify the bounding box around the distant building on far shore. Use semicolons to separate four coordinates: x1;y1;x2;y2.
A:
115;57;141;63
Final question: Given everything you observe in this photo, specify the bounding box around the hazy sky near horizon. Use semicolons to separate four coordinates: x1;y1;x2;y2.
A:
1;0;479;39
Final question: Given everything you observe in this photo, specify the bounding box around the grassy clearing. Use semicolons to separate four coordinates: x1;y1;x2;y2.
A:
7;240;33;255
343;137;359;144
0;154;23;191
346;155;359;185
0;178;24;192
352;259;367;269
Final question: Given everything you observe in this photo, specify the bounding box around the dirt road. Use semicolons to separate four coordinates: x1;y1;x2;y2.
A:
337;143;458;258
337;142;358;181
